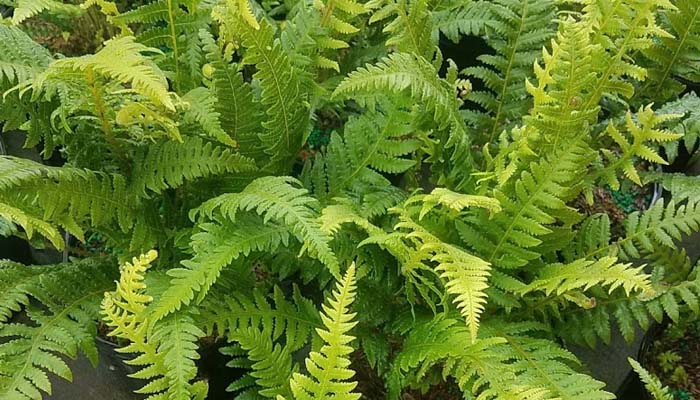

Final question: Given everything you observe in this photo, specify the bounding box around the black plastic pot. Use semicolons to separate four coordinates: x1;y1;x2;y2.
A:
45;336;144;399
616;322;667;400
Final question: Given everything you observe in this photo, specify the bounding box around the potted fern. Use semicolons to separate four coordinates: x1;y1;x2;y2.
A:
1;0;700;399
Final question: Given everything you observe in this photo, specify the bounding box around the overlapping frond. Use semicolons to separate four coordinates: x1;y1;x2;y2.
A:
580;0;676;109
199;285;321;351
224;327;295;398
637;0;700;102
111;0;209;92
199;29;264;160
459;141;594;269
552;265;700;346
367;0;436;60
463;0;556;142
0;258;115;400
396;211;492;341
0;25;52;84
0;156;140;245
285;264;360;400
130;136;256;195
198;176;340;276
101;251;208;400
225;13;310;172
389;317;613;400
612;199;700;261
150;214;291;322
28;36;175;111
334;52;469;163
302;108;419;204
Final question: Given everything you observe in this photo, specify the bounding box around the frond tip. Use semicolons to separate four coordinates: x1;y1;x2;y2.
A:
101;250;208;400
283;263;360;400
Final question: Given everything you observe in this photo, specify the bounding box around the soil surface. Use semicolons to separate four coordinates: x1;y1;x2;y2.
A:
646;320;700;399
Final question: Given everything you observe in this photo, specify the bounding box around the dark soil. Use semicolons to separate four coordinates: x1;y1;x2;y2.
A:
646;320;700;399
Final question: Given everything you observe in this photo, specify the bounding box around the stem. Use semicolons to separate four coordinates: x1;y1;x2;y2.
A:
85;67;130;173
166;0;181;92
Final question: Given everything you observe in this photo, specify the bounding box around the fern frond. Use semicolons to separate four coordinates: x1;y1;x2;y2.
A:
10;0;82;24
199;285;322;352
0;25;52;84
433;1;493;42
637;0;700;102
0;258;116;400
581;0;675;109
628;358;674;400
603;199;700;261
181;87;237;147
523;17;600;145
226;327;295;398
474;320;613;400
599;106;682;188
415;188;502;219
654;92;700;163
286;263;360;400
368;0;435;60
0;156;140;243
111;0;209;92
315;0;366;58
230;15;309;172
389;317;613;400
302;107;419;203
101;251;208;400
459;141;594;269
396;212;491;342
0;203;64;249
130;136;256;195
198;176;340;276
30;36;175;111
463;0;556;142
334;52;469;165
199;29;264;160
387;315;508;399
520;256;653;297
553;270;700;346
151;215;291;322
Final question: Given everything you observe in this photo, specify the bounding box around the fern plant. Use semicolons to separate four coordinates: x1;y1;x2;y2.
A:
0;0;700;399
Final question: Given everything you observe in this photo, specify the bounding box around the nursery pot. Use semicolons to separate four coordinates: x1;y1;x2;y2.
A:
615;322;666;400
